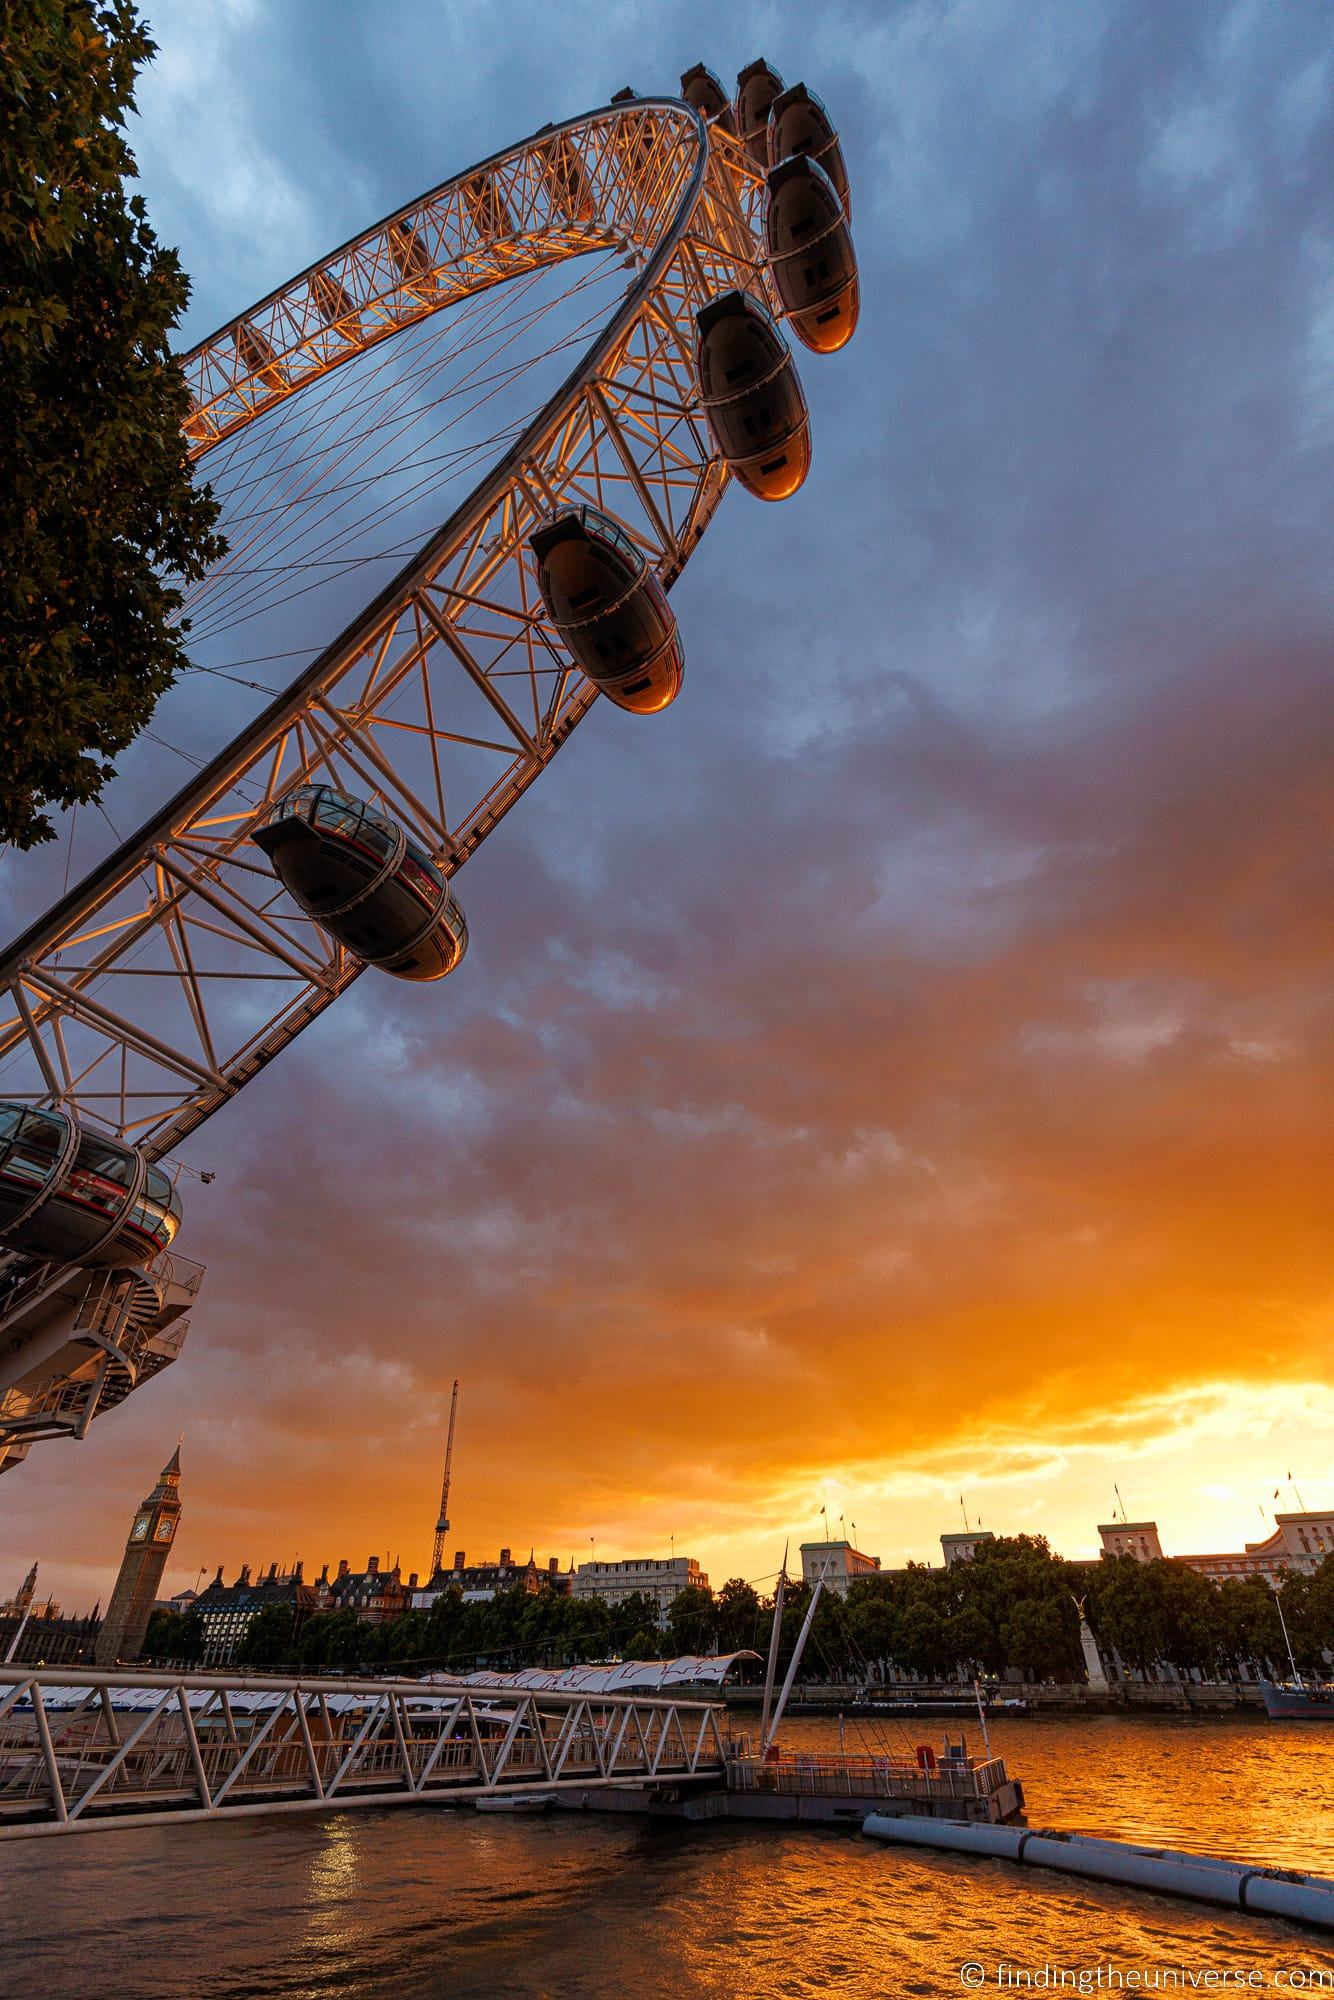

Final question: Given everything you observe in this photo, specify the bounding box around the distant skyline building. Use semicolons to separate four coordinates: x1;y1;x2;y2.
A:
70;1491;1332;1658
573;1555;707;1623
413;1548;569;1609
194;1561;318;1666
0;1561;39;1619
1098;1510;1333;1585
940;1529;996;1566
313;1556;419;1624
0;1558;100;1666
798;1540;879;1596
95;1445;183;1666
1097;1520;1165;1563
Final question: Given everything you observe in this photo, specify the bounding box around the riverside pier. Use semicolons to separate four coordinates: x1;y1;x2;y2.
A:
553;1739;1022;1827
0;1666;1023;1837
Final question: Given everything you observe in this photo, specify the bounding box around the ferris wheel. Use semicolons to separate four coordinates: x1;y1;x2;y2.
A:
0;69;857;1471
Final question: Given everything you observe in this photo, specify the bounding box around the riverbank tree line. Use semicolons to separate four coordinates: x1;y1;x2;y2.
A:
143;1537;1334;1681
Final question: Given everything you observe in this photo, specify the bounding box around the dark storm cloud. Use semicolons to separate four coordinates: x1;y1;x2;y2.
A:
4;0;1332;1599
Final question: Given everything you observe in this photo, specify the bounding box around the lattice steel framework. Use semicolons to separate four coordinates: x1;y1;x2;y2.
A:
0;1668;729;1839
0;99;773;1160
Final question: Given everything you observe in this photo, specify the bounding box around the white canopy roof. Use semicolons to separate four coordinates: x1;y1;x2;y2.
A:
427;1651;760;1696
2;1652;757;1713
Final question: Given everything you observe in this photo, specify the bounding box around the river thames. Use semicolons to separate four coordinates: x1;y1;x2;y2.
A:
4;1715;1330;1998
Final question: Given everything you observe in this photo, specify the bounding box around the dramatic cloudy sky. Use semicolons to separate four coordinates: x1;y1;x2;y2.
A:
5;0;1333;1609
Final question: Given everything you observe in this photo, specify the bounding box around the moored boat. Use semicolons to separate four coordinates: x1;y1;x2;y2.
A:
1261;1592;1333;1719
1261;1679;1334;1720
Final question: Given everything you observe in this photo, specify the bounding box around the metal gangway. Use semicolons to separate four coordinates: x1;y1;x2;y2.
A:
0;1668;729;1839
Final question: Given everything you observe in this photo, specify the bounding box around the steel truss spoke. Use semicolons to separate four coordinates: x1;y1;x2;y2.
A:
0;101;774;1162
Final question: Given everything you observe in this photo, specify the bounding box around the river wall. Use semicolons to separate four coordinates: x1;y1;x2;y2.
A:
726;1679;1271;1714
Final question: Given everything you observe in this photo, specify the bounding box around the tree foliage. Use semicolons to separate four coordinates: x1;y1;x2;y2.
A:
839;1538;1086;1682
196;1547;1334;1685
1;0;223;848
235;1603;295;1667
272;1585;688;1677
142;1604;203;1662
1086;1557;1289;1680
715;1576;764;1654
1276;1561;1334;1672
836;1539;1332;1685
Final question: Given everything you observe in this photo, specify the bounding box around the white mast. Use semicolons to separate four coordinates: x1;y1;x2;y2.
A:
764;1578;824;1755
758;1542;787;1750
1274;1589;1303;1689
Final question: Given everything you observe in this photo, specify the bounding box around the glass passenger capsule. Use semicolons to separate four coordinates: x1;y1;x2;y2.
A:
694;290;811;502
764;153;860;354
252;786;468;982
529;506;683;715
0;1103;183;1269
681;64;736;134
735;59;785;167
767;82;851;221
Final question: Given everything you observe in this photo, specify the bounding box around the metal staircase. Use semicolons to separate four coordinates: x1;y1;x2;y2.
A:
0;1254;202;1472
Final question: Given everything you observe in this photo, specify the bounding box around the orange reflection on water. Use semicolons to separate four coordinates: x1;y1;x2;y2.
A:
0;1715;1328;1999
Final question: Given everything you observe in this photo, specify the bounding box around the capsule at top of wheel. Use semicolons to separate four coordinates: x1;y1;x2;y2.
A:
530;507;683;715
0;1102;183;1270
767;82;851;221
736;60;785;167
252;786;468;982
681;64;736;134
694;290;810;502
765;153;860;354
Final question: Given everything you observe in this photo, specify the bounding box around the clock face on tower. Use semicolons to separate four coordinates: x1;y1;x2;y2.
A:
155;1518;174;1542
131;1517;150;1541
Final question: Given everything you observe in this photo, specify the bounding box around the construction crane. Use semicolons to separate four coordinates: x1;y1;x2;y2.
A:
430;1381;459;1581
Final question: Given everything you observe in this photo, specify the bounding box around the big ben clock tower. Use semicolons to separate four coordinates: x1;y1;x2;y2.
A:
95;1444;183;1666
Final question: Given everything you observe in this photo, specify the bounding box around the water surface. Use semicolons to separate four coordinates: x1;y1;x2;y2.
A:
5;1713;1331;1998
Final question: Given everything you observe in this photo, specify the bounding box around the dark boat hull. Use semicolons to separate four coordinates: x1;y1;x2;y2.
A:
1261;1680;1334;1720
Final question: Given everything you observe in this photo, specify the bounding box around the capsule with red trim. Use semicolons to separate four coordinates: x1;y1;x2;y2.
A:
693;290;810;502
252;786;468;982
0;1103;183;1269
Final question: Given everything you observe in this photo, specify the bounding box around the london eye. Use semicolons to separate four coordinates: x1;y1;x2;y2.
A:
0;72;858;1471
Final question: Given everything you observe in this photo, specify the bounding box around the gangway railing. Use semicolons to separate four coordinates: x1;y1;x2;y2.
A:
0;1668;729;1839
